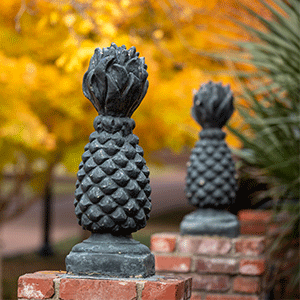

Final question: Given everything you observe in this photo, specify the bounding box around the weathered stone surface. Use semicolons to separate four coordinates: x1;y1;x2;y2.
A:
180;209;240;237
66;233;155;278
66;44;155;278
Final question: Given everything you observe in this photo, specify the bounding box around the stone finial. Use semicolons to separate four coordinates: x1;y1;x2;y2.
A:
192;81;234;129
66;44;154;278
82;43;149;117
180;81;240;237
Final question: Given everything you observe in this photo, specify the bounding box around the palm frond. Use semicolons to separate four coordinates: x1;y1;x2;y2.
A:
225;0;300;296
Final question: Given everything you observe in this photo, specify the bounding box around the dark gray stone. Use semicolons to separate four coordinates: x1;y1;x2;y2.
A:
185;82;237;210
66;233;155;278
192;81;234;129
180;208;240;237
82;43;149;118
181;81;240;237
66;43;155;278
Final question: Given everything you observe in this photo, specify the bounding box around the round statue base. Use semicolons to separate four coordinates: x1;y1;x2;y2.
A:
65;233;155;278
180;208;240;237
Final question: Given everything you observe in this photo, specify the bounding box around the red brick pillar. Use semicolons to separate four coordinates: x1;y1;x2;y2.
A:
238;210;273;236
18;271;192;300
151;233;267;300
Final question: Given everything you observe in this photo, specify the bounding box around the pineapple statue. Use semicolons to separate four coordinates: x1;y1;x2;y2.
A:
66;43;155;278
180;81;240;237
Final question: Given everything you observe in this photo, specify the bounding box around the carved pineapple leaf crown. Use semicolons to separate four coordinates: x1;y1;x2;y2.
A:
82;43;149;118
192;81;234;129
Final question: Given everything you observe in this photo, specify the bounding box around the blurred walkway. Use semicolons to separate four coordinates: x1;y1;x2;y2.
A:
1;170;188;257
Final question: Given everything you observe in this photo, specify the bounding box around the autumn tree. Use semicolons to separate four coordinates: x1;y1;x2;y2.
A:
0;0;273;224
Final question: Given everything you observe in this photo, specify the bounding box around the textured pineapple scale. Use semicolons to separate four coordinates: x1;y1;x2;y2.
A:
186;137;237;209
74;124;152;235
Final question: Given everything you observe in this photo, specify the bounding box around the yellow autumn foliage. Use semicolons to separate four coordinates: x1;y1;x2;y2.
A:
0;0;272;180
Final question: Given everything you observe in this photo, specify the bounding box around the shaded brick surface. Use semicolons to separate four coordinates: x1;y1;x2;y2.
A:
178;236;231;255
151;233;178;253
195;257;238;274
155;255;191;272
238;210;272;236
238;210;272;222
192;274;230;292
240;221;267;235
233;276;261;293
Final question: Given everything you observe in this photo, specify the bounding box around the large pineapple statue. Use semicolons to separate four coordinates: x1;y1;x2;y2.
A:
66;43;155;278
180;81;240;237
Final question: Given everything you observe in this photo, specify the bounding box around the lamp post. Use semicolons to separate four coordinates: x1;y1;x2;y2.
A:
39;182;54;257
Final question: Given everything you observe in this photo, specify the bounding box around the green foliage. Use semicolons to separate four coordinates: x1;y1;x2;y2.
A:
227;0;300;296
228;0;300;201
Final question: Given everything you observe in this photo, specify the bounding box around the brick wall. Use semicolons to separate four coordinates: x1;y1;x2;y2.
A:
238;210;273;236
151;233;267;300
18;271;192;300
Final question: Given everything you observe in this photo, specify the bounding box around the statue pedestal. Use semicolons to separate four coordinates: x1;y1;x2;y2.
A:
180;208;240;237
18;271;192;300
66;233;155;278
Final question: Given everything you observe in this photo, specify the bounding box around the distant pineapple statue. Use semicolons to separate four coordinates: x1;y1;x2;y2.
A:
180;81;240;237
66;43;155;278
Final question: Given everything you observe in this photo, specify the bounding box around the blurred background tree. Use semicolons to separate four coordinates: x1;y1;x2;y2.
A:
0;0;271;224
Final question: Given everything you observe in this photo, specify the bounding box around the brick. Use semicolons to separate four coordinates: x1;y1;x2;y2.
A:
239;210;272;235
238;210;272;223
191;274;230;292
235;236;266;256
233;276;261;293
18;271;192;300
240;221;267;235
151;233;178;253
206;295;259;300
195;257;238;274
18;272;58;299
178;236;231;256
59;278;137;300
191;294;202;300
155;255;191;273
142;276;192;300
240;258;266;275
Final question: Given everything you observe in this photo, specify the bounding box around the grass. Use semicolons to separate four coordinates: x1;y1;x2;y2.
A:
2;207;193;300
